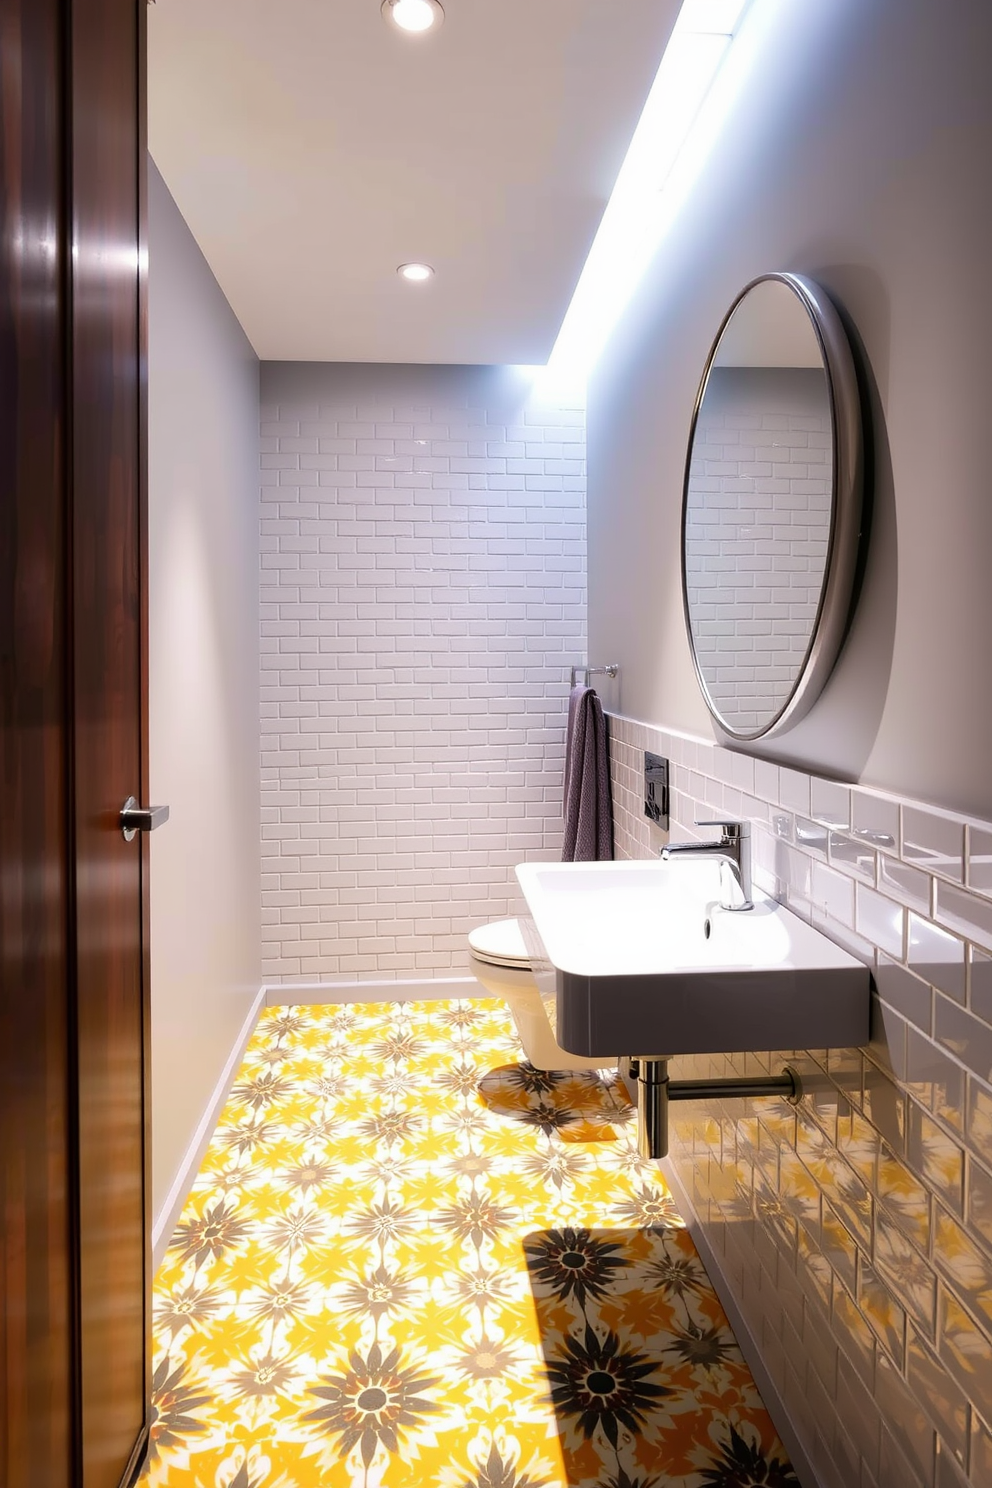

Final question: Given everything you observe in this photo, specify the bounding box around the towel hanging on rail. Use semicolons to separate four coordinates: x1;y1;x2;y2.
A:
562;685;614;862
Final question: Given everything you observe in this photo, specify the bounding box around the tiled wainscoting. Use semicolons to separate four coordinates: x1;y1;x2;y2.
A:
259;365;585;983
609;711;992;1488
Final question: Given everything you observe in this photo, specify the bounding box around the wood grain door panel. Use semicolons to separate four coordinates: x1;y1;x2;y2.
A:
1;0;150;1484
0;1;73;1484
71;0;149;1483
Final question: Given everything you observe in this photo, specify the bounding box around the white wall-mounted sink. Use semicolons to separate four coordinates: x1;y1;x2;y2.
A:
515;858;870;1058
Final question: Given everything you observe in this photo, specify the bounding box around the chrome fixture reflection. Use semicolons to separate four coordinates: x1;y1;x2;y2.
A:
681;273;863;740
662;819;752;910
569;662;619;688
120;796;170;843
629;1057;801;1160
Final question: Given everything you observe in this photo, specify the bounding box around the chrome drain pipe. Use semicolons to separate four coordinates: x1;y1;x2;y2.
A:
632;1058;802;1160
636;1060;670;1162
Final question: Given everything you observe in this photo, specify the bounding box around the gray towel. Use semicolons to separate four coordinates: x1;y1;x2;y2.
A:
562;685;614;861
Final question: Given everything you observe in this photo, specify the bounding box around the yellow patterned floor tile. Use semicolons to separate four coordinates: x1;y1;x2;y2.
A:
143;998;797;1487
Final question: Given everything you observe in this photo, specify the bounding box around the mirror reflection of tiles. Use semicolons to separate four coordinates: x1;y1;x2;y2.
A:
141;997;798;1487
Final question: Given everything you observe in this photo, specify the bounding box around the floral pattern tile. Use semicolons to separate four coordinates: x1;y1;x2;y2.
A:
142;998;798;1487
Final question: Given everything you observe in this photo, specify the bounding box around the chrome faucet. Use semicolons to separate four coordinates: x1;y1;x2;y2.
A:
661;819;753;910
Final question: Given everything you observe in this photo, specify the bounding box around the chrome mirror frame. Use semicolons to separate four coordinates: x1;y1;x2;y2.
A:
680;272;864;742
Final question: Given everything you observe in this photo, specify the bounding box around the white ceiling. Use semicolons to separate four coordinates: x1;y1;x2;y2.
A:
148;0;681;364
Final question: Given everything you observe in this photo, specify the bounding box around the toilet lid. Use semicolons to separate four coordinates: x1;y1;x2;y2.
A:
468;918;532;969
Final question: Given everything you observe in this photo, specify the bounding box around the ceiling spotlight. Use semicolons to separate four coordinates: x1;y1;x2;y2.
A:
382;0;444;34
397;262;434;282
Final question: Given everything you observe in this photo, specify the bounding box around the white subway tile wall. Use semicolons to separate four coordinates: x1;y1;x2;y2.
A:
259;370;585;981
609;711;992;1488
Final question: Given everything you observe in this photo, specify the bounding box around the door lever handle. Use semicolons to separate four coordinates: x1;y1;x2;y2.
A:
120;796;170;842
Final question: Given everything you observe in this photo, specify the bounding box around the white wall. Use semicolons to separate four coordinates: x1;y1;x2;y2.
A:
148;162;261;1225
258;362;586;983
587;0;992;818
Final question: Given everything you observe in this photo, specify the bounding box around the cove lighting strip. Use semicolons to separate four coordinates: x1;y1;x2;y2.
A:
538;0;752;400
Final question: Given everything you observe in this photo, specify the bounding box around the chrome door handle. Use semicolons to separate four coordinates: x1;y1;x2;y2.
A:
120;796;170;842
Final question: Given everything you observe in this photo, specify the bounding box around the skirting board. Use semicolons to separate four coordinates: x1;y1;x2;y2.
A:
151;984;267;1271
264;975;482;1007
660;1156;822;1488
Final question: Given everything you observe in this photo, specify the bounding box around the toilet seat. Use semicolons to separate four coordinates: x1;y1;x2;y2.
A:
467;917;605;1072
467;917;531;970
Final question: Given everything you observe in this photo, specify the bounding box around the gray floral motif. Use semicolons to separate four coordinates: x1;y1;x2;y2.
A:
247;1277;314;1326
293;1113;338;1144
445;1263;518;1313
266;1010;311;1041
229;1350;298;1400
197;1162;255;1196
546;1323;670;1450
229;1070;294;1111
440;1106;491;1138
519;1100;581;1136
434;1062;483;1097
456;1335;523;1381
699;1423;799;1486
309;1073;347;1101
369;1030;428;1063
147;1353;212;1464
220;1119;279;1157
337;1263;420;1321
524;1228;627;1309
447;1152;494;1180
282;1159;335;1194
359;1153;417;1189
171;1198;252;1269
369;1067;420;1098
436;1193;517;1247
263;1205;327;1254
438;1003;486;1029
155;1282;222;1336
643;1243;711;1326
609;1184;682;1227
303;1341;440;1468
357;1109;423;1145
520;1147;588;1191
666;1322;737;1371
346;1198;418;1245
460;1441;548;1488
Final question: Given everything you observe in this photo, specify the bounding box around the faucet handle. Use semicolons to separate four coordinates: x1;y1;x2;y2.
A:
694;818;747;836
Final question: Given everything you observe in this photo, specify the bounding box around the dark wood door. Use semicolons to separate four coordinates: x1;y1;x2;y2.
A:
71;0;150;1484
1;1;150;1485
0;1;74;1482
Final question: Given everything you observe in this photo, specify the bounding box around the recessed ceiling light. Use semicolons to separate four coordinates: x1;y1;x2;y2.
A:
382;0;444;35
397;262;435;282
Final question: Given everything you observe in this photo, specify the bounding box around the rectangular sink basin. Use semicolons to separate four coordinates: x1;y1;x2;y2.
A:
515;858;870;1059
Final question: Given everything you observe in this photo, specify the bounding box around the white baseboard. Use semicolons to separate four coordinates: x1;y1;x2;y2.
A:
661;1156;822;1488
151;983;266;1271
264;975;482;1006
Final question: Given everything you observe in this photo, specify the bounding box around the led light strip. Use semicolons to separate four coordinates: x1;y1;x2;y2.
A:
537;0;753;400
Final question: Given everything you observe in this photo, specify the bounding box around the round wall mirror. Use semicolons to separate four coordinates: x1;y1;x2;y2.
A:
681;273;863;741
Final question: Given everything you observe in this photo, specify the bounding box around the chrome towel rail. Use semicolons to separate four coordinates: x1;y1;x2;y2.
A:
570;663;619;688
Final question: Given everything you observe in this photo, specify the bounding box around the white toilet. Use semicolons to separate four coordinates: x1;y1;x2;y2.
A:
467;918;605;1071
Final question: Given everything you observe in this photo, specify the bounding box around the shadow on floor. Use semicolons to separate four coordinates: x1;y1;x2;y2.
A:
477;1062;635;1143
521;1225;800;1487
